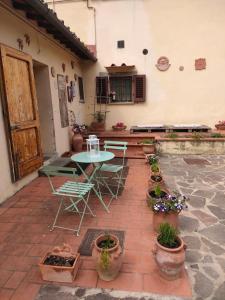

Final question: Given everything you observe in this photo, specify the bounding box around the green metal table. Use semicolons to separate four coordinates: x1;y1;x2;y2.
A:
71;151;115;212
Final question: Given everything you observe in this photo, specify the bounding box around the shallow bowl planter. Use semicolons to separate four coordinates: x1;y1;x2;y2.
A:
142;144;156;154
39;245;80;283
92;234;123;281
152;236;186;280
112;125;127;131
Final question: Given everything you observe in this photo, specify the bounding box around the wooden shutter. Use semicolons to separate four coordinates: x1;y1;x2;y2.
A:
78;76;84;101
133;75;146;103
96;76;108;103
0;44;43;182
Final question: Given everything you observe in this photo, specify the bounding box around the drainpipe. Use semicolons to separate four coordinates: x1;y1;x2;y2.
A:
86;0;97;48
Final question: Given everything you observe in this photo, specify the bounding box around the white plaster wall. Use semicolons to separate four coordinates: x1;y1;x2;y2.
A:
48;0;225;129
0;4;89;202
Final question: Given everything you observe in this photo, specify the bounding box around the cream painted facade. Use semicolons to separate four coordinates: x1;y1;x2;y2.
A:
48;0;225;129
0;2;90;202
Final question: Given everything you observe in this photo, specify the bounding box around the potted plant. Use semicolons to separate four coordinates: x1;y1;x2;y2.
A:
149;161;163;184
39;244;80;283
152;223;186;280
112;122;127;131
215;120;225;130
92;233;123;281
139;139;156;154
90;111;107;131
147;190;188;231
71;123;87;152
146;154;158;165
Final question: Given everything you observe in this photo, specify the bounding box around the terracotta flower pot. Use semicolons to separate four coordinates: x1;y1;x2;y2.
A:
90;121;105;132
152;211;179;232
152;236;186;280
215;124;225;130
39;244;80;283
92;234;123;281
149;174;164;185
112;125;127;131
142;144;156;154
72;133;83;152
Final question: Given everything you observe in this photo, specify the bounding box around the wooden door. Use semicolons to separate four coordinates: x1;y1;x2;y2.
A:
0;44;43;182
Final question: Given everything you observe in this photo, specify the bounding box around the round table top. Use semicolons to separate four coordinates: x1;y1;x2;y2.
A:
71;151;115;163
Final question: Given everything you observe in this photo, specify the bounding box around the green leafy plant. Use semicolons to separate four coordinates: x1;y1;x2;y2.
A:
140;139;155;145
191;132;202;140
151;163;159;174
165;133;178;139
99;235;116;270
101;249;110;269
211;133;224;138
92;111;105;123
157;223;179;248
154;184;162;197
147;155;158;165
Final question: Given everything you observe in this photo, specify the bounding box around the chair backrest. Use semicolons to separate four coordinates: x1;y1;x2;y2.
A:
103;140;128;166
40;165;78;192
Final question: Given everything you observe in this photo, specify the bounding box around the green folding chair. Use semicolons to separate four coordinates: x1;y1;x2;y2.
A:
40;165;95;236
98;140;128;199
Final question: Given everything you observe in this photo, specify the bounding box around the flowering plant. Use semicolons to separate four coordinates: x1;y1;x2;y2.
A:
115;122;125;127
72;123;87;134
148;191;188;213
218;120;225;125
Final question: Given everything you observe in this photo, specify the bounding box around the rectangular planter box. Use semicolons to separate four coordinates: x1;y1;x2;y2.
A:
39;253;80;283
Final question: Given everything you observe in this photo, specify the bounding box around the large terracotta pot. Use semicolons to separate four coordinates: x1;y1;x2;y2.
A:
142;144;156;154
90;121;105;132
92;234;123;281
72;133;83;152
152;211;179;232
153;236;186;280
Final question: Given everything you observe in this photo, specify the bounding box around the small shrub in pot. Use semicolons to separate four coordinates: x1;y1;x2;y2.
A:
153;223;186;280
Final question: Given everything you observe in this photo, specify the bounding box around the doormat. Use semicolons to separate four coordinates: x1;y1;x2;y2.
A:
183;158;211;165
78;228;125;256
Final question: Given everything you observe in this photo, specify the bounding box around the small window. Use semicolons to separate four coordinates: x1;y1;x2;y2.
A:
117;40;125;48
78;77;84;102
96;74;146;104
109;76;132;102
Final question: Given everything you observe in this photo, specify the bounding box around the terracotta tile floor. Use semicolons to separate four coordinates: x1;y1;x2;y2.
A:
0;159;192;299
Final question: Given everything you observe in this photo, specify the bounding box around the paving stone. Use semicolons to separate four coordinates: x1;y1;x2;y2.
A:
191;210;217;226
176;181;190;188
192;190;215;199
180;215;199;232
200;224;225;245
211;192;225;210
203;266;219;279
212;282;225;300
194;272;213;298
215;184;225;191
216;257;225;272
201;238;225;255
190;264;199;270
183;235;201;249
188;196;206;208
201;255;213;263
186;250;202;263
179;188;194;195
207;205;225;220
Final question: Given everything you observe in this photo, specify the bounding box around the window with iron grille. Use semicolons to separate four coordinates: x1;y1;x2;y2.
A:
78;77;84;102
96;75;146;104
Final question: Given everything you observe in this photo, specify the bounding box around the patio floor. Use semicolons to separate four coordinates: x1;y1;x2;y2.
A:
0;159;192;300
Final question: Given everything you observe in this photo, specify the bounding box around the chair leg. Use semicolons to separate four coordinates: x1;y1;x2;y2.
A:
75;192;95;236
50;197;64;232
